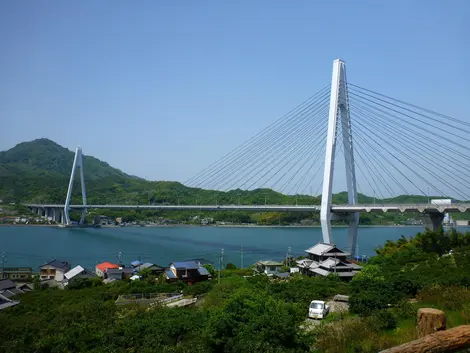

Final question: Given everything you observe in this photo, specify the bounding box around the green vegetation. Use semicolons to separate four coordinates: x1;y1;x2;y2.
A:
2;138;457;225
1;228;470;352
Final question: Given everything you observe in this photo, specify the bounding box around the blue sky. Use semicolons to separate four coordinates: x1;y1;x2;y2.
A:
1;1;469;194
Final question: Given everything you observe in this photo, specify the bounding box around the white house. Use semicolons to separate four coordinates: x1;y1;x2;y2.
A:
39;260;71;281
255;260;283;275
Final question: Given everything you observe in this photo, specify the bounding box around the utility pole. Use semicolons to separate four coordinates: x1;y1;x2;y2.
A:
286;246;292;267
0;252;6;279
240;245;244;269
218;248;224;283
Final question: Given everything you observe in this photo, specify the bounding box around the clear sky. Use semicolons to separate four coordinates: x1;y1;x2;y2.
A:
1;1;469;190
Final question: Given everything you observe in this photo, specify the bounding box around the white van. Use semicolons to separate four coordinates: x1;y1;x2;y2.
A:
309;300;329;319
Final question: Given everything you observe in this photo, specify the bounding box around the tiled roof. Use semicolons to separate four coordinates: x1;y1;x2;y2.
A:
96;262;119;271
305;242;335;255
171;261;200;270
41;260;70;270
310;268;330;277
319;258;341;269
0;279;16;291
296;259;313;268
256;260;283;266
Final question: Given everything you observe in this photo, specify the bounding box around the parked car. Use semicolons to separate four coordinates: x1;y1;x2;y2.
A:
308;300;329;319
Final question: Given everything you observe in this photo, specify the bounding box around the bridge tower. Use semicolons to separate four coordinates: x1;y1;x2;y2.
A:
320;59;359;255
64;147;87;225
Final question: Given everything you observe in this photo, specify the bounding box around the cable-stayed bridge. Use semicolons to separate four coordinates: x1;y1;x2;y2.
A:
25;59;470;254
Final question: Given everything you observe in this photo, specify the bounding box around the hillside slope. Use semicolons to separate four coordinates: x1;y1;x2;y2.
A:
0;138;431;207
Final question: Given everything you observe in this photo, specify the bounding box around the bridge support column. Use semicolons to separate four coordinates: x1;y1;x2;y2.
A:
64;147;87;225
423;212;444;231
320;59;359;255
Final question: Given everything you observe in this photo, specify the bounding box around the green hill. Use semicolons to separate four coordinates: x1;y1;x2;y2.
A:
0;138;460;225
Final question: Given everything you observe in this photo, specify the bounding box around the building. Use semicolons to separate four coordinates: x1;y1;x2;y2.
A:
134;262;165;277
166;261;211;284
95;262;119;277
64;265;96;283
106;268;124;281
1;267;32;281
40;260;71;281
0;279;24;299
297;242;361;280
255;260;283;275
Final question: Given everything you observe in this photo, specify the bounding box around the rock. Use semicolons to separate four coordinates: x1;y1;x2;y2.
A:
418;308;446;337
380;325;470;353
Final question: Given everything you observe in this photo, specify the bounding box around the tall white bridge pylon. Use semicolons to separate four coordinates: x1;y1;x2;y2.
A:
64;147;87;225
320;59;359;250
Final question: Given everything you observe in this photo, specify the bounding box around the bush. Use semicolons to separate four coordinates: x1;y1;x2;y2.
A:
394;299;415;319
225;263;237;270
367;310;397;332
417;285;470;311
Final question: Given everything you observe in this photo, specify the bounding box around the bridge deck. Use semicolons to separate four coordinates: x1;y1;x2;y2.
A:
25;203;470;213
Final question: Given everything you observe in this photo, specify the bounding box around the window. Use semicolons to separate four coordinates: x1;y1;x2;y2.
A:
310;302;324;310
269;266;277;271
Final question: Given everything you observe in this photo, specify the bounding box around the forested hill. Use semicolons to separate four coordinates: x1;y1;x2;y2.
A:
0;138;431;206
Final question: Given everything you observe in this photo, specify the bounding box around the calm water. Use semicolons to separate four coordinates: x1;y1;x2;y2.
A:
0;225;431;271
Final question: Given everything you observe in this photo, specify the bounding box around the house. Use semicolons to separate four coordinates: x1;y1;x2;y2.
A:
134;262;165;276
106;268;124;281
1;267;32;281
121;267;134;279
95;262;119;277
40;260;71;281
64;265;96;283
166;261;211;284
0;279;24;299
297;242;362;280
255;260;283;275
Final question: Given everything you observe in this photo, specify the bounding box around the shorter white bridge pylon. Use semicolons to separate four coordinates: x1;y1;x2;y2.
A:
64;147;87;225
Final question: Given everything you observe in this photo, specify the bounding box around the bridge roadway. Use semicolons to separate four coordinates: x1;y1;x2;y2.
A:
25;203;470;214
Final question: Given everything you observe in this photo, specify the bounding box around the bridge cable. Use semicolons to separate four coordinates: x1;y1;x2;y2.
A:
199;92;331;190
353;120;447;197
348;83;470;128
233;109;329;191
351;107;470;200
185;85;331;187
221;103;330;191
350;103;470;188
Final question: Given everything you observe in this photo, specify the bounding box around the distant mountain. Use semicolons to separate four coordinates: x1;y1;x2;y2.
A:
0;138;134;180
0;138;430;207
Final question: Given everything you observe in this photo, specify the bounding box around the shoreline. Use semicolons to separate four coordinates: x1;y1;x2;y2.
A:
0;223;427;229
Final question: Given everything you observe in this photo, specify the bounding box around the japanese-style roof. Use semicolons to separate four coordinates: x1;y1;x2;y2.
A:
295;259;313;268
0;279;16;291
319;258;341;269
171;261;200;270
135;263;164;272
41;260;70;270
64;265;85;280
96;262;119;272
310;268;330;277
305;242;350;256
256;260;283;266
